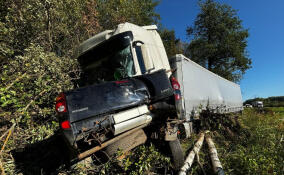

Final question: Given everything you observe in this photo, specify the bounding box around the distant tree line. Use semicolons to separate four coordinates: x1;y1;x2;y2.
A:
244;96;284;107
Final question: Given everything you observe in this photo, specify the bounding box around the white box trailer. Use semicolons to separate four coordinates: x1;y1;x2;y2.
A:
170;54;243;121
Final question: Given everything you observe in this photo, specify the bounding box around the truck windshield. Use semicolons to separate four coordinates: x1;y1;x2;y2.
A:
77;32;135;86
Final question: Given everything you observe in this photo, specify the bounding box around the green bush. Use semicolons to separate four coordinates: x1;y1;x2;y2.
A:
1;44;78;121
0;44;79;173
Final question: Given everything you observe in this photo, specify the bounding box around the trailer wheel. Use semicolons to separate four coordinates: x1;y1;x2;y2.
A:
105;129;147;156
169;139;184;170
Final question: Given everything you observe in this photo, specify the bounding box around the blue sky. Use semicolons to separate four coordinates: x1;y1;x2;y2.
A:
156;0;284;101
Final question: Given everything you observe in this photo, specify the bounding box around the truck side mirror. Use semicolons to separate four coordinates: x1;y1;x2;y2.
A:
133;41;155;73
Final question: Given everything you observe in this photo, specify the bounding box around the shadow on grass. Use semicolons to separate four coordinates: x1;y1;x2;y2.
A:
11;131;74;175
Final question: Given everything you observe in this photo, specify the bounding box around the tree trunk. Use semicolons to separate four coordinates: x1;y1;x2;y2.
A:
179;132;205;175
205;134;225;175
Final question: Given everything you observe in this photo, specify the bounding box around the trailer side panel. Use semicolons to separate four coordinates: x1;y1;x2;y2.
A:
170;54;243;121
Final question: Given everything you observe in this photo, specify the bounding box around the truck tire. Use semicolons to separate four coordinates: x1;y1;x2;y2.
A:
169;139;184;170
105;129;147;156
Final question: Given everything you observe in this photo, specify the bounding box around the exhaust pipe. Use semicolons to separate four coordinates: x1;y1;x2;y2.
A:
113;115;152;135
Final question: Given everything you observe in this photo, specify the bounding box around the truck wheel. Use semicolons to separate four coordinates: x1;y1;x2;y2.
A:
105;129;147;156
169;139;184;170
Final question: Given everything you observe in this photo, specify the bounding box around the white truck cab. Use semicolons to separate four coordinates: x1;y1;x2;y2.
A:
252;101;264;108
76;22;171;85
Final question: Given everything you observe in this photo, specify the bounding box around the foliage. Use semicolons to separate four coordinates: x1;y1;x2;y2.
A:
186;0;251;82
119;144;170;174
218;109;284;175
0;44;79;174
97;0;160;29
0;0;101;60
71;144;171;175
0;44;78;136
0;22;14;63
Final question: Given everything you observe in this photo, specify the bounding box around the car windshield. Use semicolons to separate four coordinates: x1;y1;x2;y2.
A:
78;32;135;86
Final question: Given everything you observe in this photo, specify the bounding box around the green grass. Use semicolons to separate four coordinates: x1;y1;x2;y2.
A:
180;108;284;175
217;108;284;175
267;106;284;112
266;107;284;119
